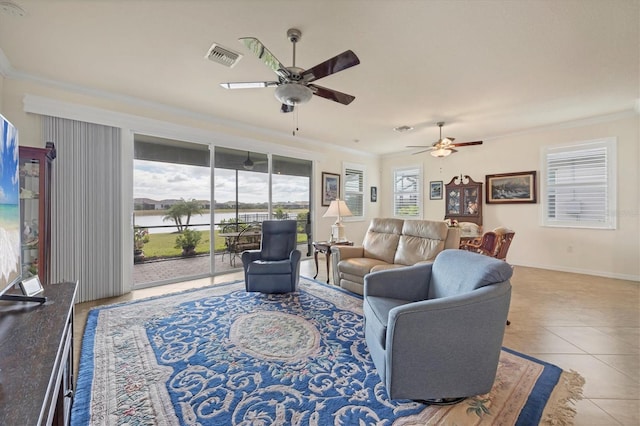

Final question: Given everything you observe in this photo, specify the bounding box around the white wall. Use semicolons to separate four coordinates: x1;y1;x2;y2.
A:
381;113;640;281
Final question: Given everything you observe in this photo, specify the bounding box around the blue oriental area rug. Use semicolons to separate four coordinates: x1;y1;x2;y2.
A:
72;277;584;425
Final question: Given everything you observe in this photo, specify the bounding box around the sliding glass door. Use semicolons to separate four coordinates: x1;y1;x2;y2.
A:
132;140;313;288
132;136;212;287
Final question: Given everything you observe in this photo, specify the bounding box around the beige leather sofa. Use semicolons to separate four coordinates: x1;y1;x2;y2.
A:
331;218;460;295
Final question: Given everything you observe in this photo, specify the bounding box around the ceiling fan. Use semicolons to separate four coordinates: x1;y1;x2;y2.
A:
220;28;360;113
407;122;483;157
242;151;267;170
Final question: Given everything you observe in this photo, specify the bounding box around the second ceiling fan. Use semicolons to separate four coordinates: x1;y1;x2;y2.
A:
407;122;483;157
220;28;360;113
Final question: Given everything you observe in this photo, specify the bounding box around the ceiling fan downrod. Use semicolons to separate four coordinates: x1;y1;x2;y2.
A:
287;28;301;68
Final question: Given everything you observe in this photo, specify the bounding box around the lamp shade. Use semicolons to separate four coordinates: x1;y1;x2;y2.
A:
323;199;352;242
322;199;353;219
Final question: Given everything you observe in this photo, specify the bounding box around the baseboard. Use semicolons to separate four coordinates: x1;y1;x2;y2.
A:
512;261;640;283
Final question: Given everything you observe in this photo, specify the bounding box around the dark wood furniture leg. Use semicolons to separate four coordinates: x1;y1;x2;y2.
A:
324;250;331;283
313;248;320;279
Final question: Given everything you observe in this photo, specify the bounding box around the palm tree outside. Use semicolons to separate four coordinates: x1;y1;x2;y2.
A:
163;198;204;232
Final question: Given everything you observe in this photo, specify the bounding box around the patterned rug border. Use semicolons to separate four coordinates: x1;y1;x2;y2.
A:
73;275;584;425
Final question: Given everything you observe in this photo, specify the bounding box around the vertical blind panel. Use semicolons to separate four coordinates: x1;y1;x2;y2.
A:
44;117;123;303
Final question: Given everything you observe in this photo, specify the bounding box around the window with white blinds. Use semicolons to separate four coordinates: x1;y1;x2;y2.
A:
393;167;421;217
543;138;616;229
343;164;364;218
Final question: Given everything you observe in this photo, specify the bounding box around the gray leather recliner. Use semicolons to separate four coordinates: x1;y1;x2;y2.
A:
363;249;512;403
241;220;301;293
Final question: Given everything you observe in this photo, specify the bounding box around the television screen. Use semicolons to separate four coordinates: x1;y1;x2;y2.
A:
0;114;21;297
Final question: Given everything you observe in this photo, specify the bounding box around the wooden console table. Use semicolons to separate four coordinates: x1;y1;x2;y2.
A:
0;281;78;425
313;241;353;283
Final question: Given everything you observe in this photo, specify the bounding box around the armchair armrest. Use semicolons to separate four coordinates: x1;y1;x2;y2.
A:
330;245;365;285
330;245;364;260
364;263;432;301
290;249;302;265
241;250;262;274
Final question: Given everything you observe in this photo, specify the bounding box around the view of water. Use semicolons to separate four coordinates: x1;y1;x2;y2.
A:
133;211;297;234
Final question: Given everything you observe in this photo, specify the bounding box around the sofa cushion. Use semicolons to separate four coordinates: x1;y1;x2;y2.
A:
370;263;407;273
338;257;391;278
247;259;292;275
429;249;514;299
394;220;449;265
362;218;403;263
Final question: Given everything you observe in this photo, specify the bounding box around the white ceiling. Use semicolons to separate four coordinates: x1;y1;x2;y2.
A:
0;0;638;155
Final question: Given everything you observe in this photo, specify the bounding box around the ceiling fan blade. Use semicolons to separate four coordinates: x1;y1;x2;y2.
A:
239;37;291;79
280;103;294;113
301;50;360;82
406;145;435;150
412;149;436;155
309;84;355;105
220;81;279;89
450;141;483;147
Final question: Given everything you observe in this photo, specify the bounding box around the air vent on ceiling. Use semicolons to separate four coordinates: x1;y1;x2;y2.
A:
394;125;414;133
205;43;242;68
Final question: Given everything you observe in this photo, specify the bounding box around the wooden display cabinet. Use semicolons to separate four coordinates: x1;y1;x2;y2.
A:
444;175;483;226
19;142;56;285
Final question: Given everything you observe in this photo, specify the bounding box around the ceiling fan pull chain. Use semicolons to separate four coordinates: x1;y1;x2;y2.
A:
292;106;298;136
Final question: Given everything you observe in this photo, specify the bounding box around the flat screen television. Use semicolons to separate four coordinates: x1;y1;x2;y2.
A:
0;113;21;298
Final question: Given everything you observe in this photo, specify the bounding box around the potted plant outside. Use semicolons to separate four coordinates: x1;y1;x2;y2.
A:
134;227;149;263
175;228;202;257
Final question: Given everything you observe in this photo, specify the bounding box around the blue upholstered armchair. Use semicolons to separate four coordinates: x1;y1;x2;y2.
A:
241;220;301;293
363;249;512;404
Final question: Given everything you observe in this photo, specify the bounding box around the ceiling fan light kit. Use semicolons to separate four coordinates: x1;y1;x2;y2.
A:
275;83;313;106
431;148;453;158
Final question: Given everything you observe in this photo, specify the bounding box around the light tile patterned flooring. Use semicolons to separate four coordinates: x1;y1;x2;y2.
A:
75;259;639;425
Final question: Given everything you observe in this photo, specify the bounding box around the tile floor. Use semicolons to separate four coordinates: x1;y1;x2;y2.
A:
74;259;639;425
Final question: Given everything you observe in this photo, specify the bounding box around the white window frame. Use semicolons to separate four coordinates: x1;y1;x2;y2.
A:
541;138;616;229
342;162;365;220
392;166;422;218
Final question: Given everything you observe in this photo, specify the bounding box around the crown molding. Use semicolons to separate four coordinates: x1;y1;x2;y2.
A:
23;94;323;161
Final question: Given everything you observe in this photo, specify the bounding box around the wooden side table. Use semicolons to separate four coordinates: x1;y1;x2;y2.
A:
313;240;353;283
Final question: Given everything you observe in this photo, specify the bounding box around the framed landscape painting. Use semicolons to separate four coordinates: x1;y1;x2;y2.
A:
321;172;340;206
486;171;537;204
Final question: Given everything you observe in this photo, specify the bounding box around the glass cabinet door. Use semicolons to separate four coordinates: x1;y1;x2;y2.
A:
19;143;55;285
19;157;41;279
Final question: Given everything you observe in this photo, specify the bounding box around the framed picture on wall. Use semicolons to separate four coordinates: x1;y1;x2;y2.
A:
486;171;537;204
370;186;377;202
429;181;443;200
321;172;340;206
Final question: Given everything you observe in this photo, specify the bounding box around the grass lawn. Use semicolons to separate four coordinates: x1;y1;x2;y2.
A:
140;229;307;260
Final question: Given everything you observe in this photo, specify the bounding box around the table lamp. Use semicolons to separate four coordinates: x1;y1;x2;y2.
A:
323;198;353;242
